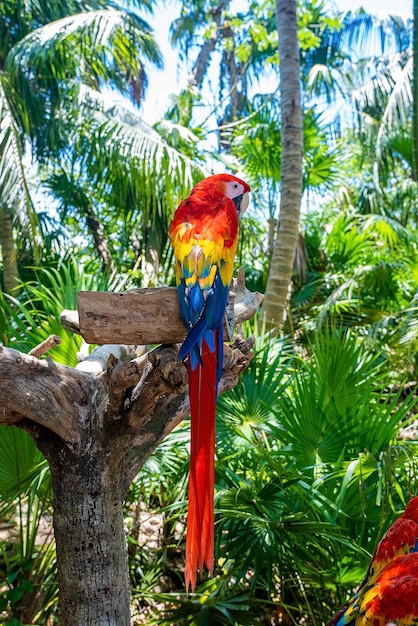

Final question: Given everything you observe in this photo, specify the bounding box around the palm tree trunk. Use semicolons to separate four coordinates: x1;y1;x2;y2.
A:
260;0;303;331
83;204;115;274
0;206;20;293
187;0;230;87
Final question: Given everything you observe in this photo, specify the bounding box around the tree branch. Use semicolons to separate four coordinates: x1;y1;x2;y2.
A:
0;279;258;460
0;346;96;448
28;334;61;358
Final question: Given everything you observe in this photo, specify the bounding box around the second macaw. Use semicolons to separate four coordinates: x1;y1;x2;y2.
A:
169;173;250;592
327;496;418;626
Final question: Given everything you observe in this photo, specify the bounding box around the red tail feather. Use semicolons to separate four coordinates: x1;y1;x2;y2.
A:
184;337;217;593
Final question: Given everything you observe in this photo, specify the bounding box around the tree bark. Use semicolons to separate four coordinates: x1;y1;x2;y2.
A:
187;0;230;88
38;428;131;626
0;206;20;293
83;203;115;275
260;0;303;331
0;284;256;624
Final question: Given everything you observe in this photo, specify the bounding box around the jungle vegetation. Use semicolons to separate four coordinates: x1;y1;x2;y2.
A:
0;0;417;624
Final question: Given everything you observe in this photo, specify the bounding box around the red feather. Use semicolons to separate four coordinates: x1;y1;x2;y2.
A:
327;496;418;626
184;338;217;592
169;173;251;592
360;553;418;625
370;497;418;572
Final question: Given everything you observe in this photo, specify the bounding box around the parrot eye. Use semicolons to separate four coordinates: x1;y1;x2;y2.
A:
225;179;244;200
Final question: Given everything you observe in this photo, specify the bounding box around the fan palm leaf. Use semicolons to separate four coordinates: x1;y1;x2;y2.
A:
0;427;47;503
271;330;417;468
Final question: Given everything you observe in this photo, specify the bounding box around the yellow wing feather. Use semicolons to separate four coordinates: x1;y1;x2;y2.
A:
171;222;237;290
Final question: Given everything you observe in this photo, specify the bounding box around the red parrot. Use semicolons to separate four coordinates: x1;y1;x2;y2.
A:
327;496;418;626
169;173;250;592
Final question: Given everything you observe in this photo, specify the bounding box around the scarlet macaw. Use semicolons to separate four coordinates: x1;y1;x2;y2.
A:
169;173;251;592
327;496;418;626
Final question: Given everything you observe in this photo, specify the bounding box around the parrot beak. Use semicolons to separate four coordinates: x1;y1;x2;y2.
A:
233;192;250;216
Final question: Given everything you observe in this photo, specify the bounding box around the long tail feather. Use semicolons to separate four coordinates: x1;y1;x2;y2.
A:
184;334;218;593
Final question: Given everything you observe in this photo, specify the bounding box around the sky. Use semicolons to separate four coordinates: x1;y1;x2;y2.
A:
139;0;413;124
332;0;411;13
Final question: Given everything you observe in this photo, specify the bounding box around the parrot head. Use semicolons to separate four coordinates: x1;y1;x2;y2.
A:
191;173;251;216
404;495;418;521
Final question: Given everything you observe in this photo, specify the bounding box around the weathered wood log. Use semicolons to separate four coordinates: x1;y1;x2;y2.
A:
78;287;183;344
77;267;263;345
75;344;142;373
0;336;253;451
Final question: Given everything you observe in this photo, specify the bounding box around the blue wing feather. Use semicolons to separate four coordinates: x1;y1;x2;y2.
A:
177;269;228;385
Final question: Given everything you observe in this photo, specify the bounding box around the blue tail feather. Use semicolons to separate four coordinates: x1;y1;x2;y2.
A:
178;322;223;389
176;268;228;384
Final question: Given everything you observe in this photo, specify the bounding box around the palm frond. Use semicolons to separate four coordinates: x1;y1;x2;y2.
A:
376;54;412;159
0;427;47;503
360;212;414;246
4;6;162;163
272;330;417;467
339;10;412;60
0;76;36;231
75;87;204;209
7;8;163;86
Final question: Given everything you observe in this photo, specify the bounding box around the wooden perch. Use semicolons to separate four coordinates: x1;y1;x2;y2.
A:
0;269;260;626
77;267;263;345
0;270;261;443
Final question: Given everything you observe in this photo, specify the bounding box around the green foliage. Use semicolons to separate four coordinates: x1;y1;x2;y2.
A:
230;104;339;212
129;328;417;625
0;0;186;288
1;256;127;364
292;201;418;373
276;331;416;464
214;329;416;622
1;281;417;624
1;0;418;624
148;582;256;626
0;428;56;625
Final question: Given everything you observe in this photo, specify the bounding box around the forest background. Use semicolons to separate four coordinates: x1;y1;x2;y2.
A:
0;0;417;624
